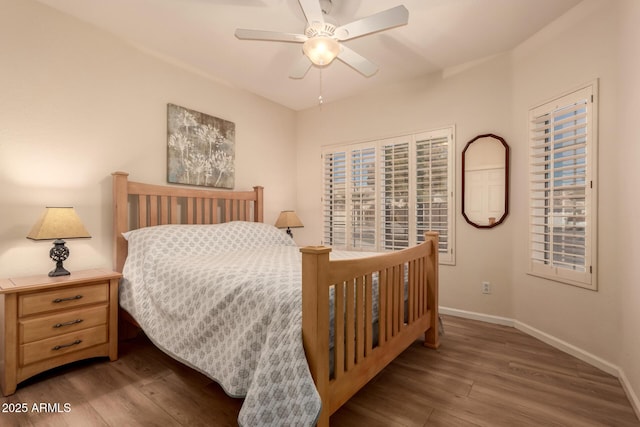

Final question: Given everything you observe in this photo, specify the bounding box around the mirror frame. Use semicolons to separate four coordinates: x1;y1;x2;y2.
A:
461;133;510;229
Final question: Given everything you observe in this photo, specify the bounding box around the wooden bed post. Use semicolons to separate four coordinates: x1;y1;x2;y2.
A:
253;186;264;222
112;172;129;273
424;231;440;349
300;246;332;427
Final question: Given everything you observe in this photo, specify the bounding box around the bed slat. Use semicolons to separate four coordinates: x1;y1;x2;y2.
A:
186;198;194;224
385;267;393;342
225;199;231;221
364;273;373;356
334;282;345;380
398;264;404;334
160;196;169;225
203;199;211;224
211;199;218;224
244;200;251;220
355;276;364;364
170;197;178;224
345;280;355;371
407;260;417;322
138;195;147;228
378;269;387;347
149;196;158;226
420;258;425;315
194;198;202;224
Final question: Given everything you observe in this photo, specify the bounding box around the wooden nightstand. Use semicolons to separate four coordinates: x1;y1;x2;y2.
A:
0;268;121;396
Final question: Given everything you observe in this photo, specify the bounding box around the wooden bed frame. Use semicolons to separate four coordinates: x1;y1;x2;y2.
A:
112;171;439;426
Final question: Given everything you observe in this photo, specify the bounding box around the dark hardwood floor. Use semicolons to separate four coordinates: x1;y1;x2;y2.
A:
1;315;638;426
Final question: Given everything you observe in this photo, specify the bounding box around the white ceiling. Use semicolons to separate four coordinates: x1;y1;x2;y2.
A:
36;0;581;111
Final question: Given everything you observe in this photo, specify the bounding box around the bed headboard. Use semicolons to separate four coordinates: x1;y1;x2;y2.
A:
112;171;264;272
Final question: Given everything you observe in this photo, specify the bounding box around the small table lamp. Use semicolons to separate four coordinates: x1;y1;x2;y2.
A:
27;207;91;277
275;210;303;239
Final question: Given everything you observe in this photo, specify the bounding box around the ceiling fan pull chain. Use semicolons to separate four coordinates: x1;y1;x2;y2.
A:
318;68;324;107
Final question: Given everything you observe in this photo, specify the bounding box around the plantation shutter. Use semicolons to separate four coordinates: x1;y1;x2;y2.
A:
529;84;597;289
416;131;452;256
322;126;455;265
323;151;347;247
350;146;377;250
380;139;410;250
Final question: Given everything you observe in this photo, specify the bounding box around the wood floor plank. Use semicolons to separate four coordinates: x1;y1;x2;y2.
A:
330;404;404;427
0;315;637;426
138;372;240;427
339;378;434;426
63;358;179;426
425;408;483;427
469;381;636;427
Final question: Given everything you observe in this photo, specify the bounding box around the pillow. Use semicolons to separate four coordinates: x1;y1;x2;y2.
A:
123;221;295;258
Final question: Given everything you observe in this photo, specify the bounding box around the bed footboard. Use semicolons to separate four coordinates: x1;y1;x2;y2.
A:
301;232;439;426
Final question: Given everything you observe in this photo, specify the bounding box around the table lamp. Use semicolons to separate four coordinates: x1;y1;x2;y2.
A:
26;207;91;277
275;210;303;239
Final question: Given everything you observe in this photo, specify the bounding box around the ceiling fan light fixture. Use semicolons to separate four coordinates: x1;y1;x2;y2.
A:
303;36;340;66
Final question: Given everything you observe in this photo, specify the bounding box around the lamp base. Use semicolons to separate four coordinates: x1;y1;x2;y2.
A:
48;265;71;277
49;239;71;277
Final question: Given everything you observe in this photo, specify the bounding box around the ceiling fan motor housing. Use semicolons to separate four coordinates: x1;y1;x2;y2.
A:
305;18;337;38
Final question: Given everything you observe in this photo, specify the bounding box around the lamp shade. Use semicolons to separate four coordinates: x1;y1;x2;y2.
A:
303;36;340;66
275;211;304;229
27;207;91;240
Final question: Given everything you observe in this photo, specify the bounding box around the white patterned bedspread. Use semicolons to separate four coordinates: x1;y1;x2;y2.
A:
120;221;375;426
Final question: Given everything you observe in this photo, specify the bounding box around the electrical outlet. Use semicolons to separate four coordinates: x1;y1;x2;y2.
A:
482;281;491;294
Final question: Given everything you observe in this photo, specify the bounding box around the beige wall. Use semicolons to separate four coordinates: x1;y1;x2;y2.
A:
616;0;640;413
0;0;297;277
510;0;619;365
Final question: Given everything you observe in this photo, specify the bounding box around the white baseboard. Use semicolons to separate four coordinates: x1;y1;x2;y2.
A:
512;320;618;376
439;306;515;327
618;368;640;421
440;306;640;420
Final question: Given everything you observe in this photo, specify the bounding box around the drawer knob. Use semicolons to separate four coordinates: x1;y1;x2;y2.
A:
52;295;83;303
53;319;83;328
52;340;82;351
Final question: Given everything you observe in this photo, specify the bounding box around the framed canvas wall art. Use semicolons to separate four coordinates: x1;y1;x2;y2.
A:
167;103;235;189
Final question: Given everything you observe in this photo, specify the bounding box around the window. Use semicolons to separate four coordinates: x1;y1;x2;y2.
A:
323;127;455;264
528;82;598;290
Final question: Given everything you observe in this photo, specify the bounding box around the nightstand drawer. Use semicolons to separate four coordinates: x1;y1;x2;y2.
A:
20;324;108;366
19;305;108;344
19;282;108;317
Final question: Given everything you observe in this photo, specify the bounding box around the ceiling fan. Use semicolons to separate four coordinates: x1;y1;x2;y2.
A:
234;0;409;79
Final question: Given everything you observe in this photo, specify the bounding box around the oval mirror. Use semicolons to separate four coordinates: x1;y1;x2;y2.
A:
462;134;509;228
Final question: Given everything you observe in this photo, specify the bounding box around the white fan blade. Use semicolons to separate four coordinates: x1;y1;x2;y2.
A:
298;0;324;26
337;46;378;77
235;29;307;43
289;55;312;79
335;5;409;41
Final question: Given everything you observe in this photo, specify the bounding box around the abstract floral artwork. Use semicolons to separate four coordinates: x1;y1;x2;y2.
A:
167;103;235;189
